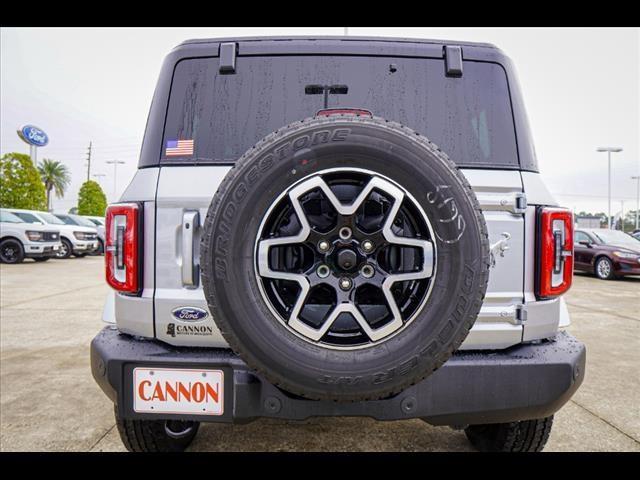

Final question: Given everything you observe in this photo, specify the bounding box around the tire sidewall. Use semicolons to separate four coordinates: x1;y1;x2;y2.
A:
595;256;614;280
202;117;489;400
0;239;25;264
58;238;72;259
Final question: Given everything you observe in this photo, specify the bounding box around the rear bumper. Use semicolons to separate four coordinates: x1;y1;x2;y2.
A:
91;327;585;426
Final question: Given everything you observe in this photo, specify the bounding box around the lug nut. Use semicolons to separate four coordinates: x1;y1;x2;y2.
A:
339;277;352;290
361;264;375;278
318;240;330;252
362;240;374;253
317;264;330;278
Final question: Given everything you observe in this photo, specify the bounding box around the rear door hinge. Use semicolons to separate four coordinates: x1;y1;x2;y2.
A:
475;191;527;215
515;192;528;213
515;304;527;325
444;45;463;77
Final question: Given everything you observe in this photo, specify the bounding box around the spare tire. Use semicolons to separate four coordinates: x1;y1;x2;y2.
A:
201;115;490;402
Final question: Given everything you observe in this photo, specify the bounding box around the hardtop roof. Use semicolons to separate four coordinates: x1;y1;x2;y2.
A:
177;35;499;51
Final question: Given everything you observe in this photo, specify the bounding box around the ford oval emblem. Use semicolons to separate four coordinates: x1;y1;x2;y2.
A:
171;307;209;322
20;125;49;147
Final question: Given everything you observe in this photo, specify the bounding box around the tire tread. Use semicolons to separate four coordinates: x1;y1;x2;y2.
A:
113;406;199;452
200;115;491;402
465;415;554;452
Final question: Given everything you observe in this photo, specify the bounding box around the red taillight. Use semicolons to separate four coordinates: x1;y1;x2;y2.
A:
316;108;373;117
105;203;141;295
536;207;573;298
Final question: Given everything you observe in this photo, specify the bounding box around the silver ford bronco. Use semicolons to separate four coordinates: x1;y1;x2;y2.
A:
91;36;585;452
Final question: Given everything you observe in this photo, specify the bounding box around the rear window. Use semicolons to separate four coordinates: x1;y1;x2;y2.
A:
162;56;518;168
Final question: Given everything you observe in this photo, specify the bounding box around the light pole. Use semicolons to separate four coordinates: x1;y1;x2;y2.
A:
106;160;125;201
92;173;106;188
632;175;640;230
597;147;623;229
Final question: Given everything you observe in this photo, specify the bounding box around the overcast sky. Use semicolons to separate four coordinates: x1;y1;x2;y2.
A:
1;27;638;217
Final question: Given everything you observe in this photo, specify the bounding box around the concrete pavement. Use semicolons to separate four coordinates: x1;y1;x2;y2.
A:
1;257;638;451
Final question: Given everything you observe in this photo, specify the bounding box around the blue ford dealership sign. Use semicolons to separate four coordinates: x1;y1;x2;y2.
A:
19;125;49;147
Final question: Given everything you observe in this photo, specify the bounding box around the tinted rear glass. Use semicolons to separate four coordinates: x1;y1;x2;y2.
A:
162;56;518;168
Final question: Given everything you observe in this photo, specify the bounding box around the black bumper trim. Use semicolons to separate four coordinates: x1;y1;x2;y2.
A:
91;327;585;425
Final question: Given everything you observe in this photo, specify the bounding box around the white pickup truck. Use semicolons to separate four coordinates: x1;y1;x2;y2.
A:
0;209;61;263
8;208;99;259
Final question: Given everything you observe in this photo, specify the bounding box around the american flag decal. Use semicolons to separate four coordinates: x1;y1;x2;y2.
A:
165;139;194;156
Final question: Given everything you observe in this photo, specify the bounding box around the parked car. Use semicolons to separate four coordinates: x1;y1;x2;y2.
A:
81;216;106;254
8;209;99;259
574;228;640;279
84;215;105;227
91;36;585;453
0;209;61;263
54;213;104;255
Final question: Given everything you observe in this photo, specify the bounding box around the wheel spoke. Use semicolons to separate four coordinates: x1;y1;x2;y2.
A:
256;169;436;348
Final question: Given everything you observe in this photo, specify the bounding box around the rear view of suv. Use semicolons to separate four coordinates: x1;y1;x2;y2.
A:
91;36;585;452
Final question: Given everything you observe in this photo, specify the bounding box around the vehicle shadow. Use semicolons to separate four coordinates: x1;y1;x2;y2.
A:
191;417;474;452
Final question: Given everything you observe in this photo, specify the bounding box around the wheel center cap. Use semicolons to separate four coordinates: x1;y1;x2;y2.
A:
337;248;358;271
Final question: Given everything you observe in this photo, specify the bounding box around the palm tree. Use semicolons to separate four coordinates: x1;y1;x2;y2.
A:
38;159;70;211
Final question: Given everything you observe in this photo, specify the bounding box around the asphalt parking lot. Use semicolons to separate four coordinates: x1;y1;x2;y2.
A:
1;256;638;452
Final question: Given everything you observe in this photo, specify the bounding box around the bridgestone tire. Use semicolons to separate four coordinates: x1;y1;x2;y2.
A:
464;415;554;452
114;406;200;453
201;115;490;402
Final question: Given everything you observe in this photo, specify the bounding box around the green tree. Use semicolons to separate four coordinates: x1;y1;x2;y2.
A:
38;159;71;211
77;180;107;216
0;152;47;210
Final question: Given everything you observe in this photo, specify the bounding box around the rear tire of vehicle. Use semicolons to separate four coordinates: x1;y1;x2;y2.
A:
114;406;200;453
57;239;73;259
33;257;50;262
464;415;554;452
96;239;104;255
594;256;615;280
0;239;25;264
201;115;490;402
